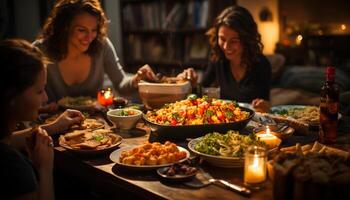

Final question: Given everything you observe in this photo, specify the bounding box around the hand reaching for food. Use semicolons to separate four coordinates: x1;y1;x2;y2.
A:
44;109;85;134
252;98;270;113
132;64;157;86
177;68;198;86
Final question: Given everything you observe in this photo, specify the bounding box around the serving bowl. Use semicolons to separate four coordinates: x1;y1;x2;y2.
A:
138;80;191;109
144;107;255;142
107;108;142;130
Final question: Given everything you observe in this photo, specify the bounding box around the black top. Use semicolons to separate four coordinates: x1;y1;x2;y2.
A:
0;142;38;199
201;55;271;102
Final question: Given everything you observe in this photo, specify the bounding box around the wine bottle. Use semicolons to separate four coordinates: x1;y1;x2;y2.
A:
319;66;339;144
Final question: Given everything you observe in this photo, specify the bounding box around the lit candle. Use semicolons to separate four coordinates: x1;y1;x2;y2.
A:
97;88;114;106
256;126;281;149
244;146;267;189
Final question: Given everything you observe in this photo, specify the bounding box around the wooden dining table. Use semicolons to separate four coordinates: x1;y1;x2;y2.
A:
52;115;350;200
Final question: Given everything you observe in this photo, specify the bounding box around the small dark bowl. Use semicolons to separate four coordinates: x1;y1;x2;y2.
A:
157;166;198;182
113;97;128;108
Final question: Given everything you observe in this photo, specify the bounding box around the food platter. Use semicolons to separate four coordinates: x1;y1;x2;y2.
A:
188;131;278;168
58;96;97;111
59;129;122;154
143;107;254;142
188;138;244;168
110;146;190;170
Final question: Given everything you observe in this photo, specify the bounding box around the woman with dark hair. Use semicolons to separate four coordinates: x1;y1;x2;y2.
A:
33;0;157;103
180;6;271;112
0;39;84;199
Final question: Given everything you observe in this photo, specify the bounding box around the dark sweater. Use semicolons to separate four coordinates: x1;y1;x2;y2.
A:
201;55;271;102
0;142;38;198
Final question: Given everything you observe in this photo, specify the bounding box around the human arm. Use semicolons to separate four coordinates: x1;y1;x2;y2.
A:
255;55;272;100
200;62;216;87
103;38;137;94
11;109;84;149
131;64;157;87
176;68;198;86
40;109;84;134
252;98;271;113
26;127;54;200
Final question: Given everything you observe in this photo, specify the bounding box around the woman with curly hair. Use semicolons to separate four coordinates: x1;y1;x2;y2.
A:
33;0;157;103
181;6;272;112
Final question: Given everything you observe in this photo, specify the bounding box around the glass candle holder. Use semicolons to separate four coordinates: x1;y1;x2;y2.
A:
244;146;267;189
256;126;281;149
97;87;114;107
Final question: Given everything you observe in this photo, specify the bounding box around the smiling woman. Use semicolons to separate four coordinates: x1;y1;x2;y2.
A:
33;0;158;103
201;6;272;113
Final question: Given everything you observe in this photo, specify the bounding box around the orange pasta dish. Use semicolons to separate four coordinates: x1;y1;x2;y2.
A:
119;141;187;166
145;96;250;125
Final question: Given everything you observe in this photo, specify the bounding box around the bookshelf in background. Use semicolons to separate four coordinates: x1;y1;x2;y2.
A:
120;0;236;75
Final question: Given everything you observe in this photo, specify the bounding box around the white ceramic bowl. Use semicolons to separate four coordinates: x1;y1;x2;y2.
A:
107;108;142;130
138;80;191;109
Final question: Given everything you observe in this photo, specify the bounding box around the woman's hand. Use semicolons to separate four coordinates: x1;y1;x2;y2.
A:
44;109;84;134
26;127;54;173
132;64;157;87
252;99;271;113
177;68;198;86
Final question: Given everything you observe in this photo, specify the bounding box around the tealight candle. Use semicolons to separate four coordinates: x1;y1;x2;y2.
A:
244;146;267;189
256;126;281;149
97;87;114;106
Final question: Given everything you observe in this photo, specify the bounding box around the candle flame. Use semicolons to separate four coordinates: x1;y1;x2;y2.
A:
266;126;271;135
253;156;259;169
104;91;111;99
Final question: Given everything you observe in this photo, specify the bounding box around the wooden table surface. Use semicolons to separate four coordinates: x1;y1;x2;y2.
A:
53;115;350;200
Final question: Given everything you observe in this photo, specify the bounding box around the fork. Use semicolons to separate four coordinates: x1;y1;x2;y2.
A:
201;169;251;197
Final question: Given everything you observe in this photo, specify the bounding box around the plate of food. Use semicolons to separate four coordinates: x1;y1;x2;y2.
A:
110;141;190;170
188;131;268;168
59;129;122;154
70;118;105;130
143;97;254;141
58;96;97;111
271;105;320;126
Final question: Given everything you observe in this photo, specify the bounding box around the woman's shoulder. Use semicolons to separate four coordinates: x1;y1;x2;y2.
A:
99;37;114;50
254;54;272;70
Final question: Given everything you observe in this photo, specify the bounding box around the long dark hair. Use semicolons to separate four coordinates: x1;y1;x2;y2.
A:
0;39;47;138
37;0;108;61
206;6;263;69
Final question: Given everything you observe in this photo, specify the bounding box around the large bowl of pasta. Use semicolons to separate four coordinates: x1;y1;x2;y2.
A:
143;96;254;142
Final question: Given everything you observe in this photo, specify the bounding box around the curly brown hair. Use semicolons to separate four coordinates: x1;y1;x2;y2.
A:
37;0;108;61
206;6;263;69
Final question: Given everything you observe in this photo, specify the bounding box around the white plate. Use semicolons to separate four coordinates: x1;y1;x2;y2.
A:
110;146;190;170
188;138;244;168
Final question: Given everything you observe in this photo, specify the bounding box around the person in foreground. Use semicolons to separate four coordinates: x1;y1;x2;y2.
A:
179;6;271;112
0;39;84;200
